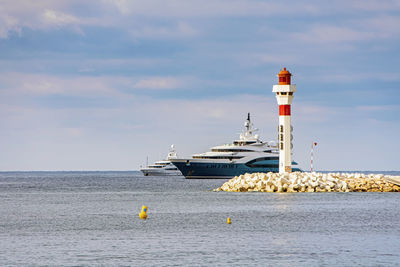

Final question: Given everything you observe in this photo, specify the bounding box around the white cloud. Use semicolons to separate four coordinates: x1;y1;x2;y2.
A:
248;53;321;67
292;25;374;44
0;57;171;74
1;0;399;44
1;92;398;170
0;0;106;38
0;73;196;103
0;0;343;39
0;0;399;170
290;12;400;46
106;0;284;17
129;21;198;39
348;0;400;11
106;0;400;19
296;105;340;123
356;105;400;112
106;0;131;15
0;1;68;37
0;13;20;38
43;9;80;26
257;54;296;65
133;76;184;89
363;15;400;39
41;9;86;34
0;73;123;97
315;72;400;83
64;127;84;137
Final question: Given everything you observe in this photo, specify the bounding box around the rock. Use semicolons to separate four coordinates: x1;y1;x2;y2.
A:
215;172;400;193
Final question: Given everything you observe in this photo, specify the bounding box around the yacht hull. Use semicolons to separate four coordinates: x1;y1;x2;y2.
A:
172;161;301;179
140;169;182;176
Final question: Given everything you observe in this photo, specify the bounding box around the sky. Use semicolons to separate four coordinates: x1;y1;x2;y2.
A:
0;0;399;171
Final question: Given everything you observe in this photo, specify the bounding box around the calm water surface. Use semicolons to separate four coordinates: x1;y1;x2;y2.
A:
1;171;400;266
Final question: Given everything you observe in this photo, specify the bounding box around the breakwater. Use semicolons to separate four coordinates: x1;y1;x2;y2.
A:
214;172;400;192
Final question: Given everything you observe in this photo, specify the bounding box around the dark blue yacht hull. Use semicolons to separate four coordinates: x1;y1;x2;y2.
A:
172;161;301;179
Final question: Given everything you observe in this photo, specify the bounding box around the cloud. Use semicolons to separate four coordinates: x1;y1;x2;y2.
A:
315;72;400;83
0;73;122;97
2;91;398;170
0;0;399;171
0;14;20;38
0;1;69;37
0;0;106;38
296;105;340;123
289;13;400;47
348;0;400;11
356;105;400;112
41;9;85;34
43;9;80;26
363;15;400;39
106;0;400;19
1;0;399;44
133;77;184;89
107;0;284;18
129;22;198;39
257;54;297;65
0;73;194;102
0;57;171;74
0;0;334;39
292;25;374;44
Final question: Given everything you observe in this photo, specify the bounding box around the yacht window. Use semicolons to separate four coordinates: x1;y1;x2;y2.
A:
192;156;244;159
246;157;278;163
211;149;253;152
246;163;278;168
233;141;257;145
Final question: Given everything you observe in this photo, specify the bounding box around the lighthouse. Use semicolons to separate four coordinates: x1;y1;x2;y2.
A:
272;68;296;173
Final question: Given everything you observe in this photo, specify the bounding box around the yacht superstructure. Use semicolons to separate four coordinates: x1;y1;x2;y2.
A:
170;114;301;179
140;145;182;176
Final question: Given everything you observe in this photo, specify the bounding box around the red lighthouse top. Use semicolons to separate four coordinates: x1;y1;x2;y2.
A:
278;67;292;85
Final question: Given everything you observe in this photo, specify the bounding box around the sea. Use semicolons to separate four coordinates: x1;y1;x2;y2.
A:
1;171;400;266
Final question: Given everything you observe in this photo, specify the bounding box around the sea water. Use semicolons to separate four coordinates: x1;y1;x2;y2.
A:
1;171;400;266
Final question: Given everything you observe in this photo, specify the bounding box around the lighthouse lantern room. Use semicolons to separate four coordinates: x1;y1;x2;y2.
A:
272;68;297;173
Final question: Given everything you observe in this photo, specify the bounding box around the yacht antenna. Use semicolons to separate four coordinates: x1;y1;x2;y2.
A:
245;113;251;131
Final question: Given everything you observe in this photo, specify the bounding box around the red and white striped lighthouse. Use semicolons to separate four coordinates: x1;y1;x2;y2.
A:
272;68;297;173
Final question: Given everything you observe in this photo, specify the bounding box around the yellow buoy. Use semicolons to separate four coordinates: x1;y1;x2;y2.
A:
139;205;148;219
227;217;231;224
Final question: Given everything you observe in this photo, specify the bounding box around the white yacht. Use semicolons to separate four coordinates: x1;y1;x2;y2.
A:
170;113;301;179
140;145;182;176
